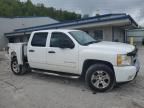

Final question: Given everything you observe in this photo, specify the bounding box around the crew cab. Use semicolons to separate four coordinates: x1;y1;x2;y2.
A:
8;29;140;92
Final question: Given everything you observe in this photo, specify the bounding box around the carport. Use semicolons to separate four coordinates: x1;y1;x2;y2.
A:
127;29;144;45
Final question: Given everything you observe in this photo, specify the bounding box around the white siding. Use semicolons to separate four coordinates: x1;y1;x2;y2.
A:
103;26;112;41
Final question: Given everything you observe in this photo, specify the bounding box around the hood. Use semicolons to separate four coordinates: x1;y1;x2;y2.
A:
88;41;135;54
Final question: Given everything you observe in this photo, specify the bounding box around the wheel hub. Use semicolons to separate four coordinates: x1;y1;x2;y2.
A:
91;70;110;89
12;61;19;73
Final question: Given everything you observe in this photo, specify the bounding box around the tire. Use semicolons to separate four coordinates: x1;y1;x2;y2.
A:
11;58;29;75
85;64;115;92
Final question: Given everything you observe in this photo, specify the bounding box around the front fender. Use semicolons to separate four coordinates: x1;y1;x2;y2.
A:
79;50;116;74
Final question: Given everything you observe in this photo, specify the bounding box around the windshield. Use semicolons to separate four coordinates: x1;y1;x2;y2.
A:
69;31;99;45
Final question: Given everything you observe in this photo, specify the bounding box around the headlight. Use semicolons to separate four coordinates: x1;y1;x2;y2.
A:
117;54;132;66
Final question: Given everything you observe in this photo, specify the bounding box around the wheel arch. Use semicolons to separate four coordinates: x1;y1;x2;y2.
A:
81;59;115;79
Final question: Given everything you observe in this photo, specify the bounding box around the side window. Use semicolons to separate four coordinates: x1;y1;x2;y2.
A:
50;32;73;48
31;32;48;47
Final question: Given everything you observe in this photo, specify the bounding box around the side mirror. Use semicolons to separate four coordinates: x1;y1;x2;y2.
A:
59;40;75;49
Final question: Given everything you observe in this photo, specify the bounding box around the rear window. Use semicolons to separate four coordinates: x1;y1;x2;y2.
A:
31;32;48;47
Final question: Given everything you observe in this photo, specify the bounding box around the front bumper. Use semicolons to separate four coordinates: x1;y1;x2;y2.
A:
114;60;140;82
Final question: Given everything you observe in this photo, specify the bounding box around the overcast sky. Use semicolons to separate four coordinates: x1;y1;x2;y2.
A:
21;0;144;26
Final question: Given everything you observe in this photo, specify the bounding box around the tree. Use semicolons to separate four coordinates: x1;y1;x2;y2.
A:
0;0;81;20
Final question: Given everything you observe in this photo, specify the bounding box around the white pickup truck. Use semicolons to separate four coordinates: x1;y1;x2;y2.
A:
8;29;140;92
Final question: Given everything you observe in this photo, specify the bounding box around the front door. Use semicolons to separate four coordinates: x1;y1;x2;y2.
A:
46;32;79;74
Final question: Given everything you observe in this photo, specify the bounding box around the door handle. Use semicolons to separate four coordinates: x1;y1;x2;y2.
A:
29;49;35;52
48;51;55;53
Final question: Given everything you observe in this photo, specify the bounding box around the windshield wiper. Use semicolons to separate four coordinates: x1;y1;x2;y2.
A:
84;40;100;45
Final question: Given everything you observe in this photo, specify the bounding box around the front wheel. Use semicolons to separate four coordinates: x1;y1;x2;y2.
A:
85;64;115;92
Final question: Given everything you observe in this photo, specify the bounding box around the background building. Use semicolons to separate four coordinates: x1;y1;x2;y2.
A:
5;13;138;44
0;16;58;48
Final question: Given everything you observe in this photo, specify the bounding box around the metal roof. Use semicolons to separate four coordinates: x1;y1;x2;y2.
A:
5;13;138;37
0;16;58;19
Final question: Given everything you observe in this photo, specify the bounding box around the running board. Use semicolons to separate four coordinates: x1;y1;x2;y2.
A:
31;68;80;79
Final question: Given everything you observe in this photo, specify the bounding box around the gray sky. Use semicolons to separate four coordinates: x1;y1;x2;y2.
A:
21;0;144;26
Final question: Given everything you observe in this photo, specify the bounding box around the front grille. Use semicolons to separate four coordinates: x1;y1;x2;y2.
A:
127;47;138;65
127;47;138;57
133;59;136;64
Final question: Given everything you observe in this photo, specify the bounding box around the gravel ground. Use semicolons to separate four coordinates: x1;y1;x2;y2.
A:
0;47;144;108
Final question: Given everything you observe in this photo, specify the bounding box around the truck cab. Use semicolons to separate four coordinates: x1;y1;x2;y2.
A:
27;30;79;74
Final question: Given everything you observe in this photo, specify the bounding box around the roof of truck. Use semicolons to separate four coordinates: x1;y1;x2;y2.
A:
32;29;79;33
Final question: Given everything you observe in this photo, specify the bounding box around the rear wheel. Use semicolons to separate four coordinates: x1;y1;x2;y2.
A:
11;58;29;75
85;64;115;92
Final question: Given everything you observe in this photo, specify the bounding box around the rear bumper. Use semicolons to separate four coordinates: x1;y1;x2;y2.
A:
114;60;140;83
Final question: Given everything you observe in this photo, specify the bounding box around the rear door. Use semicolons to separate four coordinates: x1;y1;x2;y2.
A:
27;32;48;69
